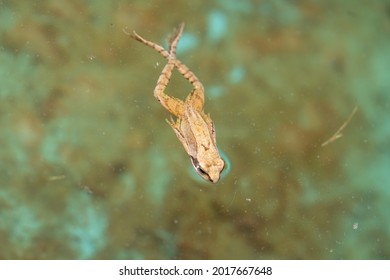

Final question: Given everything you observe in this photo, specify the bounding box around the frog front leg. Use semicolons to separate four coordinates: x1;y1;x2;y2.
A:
166;117;192;156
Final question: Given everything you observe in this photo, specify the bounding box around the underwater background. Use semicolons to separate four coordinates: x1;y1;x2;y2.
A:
1;0;389;259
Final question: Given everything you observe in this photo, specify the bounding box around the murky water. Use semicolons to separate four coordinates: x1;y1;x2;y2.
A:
1;0;389;259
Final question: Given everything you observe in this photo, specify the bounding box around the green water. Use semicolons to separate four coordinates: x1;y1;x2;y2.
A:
0;0;389;259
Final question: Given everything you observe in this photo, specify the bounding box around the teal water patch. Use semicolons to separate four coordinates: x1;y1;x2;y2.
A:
207;85;226;99
1;125;32;176
217;0;252;14
156;230;176;259
207;10;228;44
145;148;172;204
0;52;35;99
258;0;301;25
228;65;246;84
176;33;199;55
120;172;136;196
116;249;144;260
40;123;68;164
341;152;390;258
0;7;18;30
64;192;107;259
0;190;42;250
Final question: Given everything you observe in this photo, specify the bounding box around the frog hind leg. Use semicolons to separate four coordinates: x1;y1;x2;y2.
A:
154;59;184;117
167;24;205;111
131;29;184;116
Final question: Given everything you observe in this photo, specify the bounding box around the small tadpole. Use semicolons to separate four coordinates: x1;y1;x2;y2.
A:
321;106;358;147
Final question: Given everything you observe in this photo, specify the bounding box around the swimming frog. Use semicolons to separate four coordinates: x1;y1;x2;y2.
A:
129;23;224;183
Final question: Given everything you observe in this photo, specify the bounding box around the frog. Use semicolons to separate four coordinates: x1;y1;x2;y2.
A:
129;23;225;183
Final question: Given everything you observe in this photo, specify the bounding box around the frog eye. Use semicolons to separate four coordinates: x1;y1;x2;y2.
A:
190;156;211;181
190;156;206;174
197;165;207;175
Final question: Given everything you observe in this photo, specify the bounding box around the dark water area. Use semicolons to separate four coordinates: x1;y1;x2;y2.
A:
0;0;389;259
